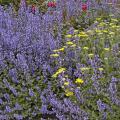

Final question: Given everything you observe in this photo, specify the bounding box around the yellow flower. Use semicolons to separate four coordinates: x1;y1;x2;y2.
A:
98;22;106;26
53;48;65;52
50;54;59;57
95;29;101;33
111;19;118;22
98;32;103;35
111;25;117;29
109;23;115;26
83;47;89;50
96;18;102;21
70;44;76;47
64;82;69;86
53;49;59;52
63;46;67;48
65;89;74;96
104;48;110;51
66;41;74;45
80;67;90;71
52;67;66;78
77;32;88;37
86;30;93;34
57;67;66;73
64;75;69;78
109;32;115;35
75;78;84;84
74;30;79;33
65;34;72;38
102;30;108;33
58;48;65;51
88;53;94;57
98;68;104;71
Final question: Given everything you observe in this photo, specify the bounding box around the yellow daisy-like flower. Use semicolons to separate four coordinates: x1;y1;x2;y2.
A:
64;82;69;86
74;30;79;33
65;75;69;78
65;89;74;96
96;18;102;21
98;22;106;27
98;32;103;35
95;29;102;33
53;49;59;52
80;67;90;71
70;44;76;47
111;25;117;29
50;54;59;57
109;23;115;26
111;19;118;22
88;53;94;57
109;32;115;35
98;68;104;71
52;67;66;78
83;47;89;50
104;48;110;51
74;34;78;37
86;30;93;34
63;46;67;48
77;32;88;37
53;48;65;52
102;30;108;33
65;34;72;38
66;41;74;45
75;78;84;84
58;48;65;51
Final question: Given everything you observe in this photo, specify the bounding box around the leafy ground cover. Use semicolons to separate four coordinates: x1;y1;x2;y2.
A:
0;0;120;120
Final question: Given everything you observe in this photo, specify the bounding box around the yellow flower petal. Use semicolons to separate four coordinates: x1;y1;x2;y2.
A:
64;82;69;86
50;54;59;57
75;78;84;84
65;34;72;38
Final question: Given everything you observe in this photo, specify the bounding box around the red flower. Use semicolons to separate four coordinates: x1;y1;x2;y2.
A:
47;1;56;8
47;2;52;7
82;4;87;11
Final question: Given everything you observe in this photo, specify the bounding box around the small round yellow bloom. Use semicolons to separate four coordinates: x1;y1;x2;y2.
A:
109;32;115;35
65;34;72;38
52;67;66;78
65;75;69;78
98;68;104;71
74;30;79;33
88;53;94;57
66;41;74;45
102;30;108;33
80;67;90;71
53;49;59;52
75;78;84;84
83;47;89;50
58;48;65;52
104;48;110;51
77;33;88;37
70;44;76;47
64;82;69;86
111;19;118;22
65;91;74;96
63;46;67;48
111;25;117;29
95;29;101;33
50;54;59;57
96;18;102;21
